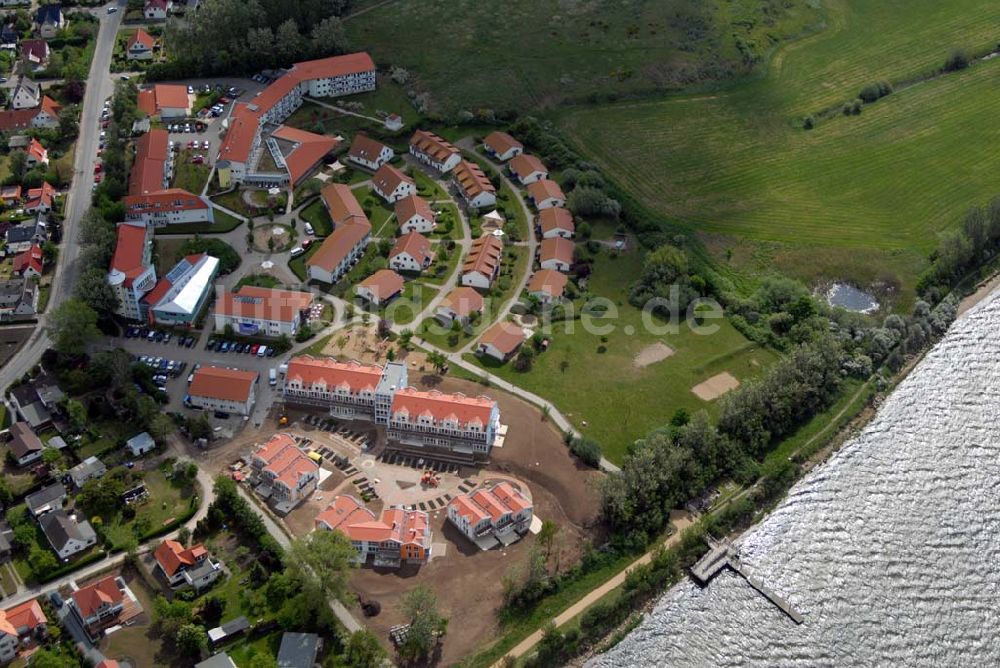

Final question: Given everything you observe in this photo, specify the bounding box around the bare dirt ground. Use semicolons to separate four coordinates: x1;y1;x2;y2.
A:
320;323;432;370
691;371;740;401
632;341;675;369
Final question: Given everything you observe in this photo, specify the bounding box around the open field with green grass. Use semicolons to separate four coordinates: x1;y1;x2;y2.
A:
154;209;244;235
171;150;211;194
555;0;1000;304
465;245;777;463
345;0;823;113
299;198;333;236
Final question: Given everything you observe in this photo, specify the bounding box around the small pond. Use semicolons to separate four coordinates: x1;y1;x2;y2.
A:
826;283;879;313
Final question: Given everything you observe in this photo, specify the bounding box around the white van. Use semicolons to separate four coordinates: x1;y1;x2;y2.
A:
268;368;278;386
304;222;315;236
289;246;304;258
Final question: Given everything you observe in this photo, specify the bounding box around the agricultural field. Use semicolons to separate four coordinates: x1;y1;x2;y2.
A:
555;0;1000;304
345;0;824;113
466;241;777;463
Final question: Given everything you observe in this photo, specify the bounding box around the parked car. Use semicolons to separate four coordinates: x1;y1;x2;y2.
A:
304;222;315;236
162;333;171;344
201;140;210;150
107;6;118;13
289;246;304;258
250;344;259;355
147;330;156;342
257;346;268;357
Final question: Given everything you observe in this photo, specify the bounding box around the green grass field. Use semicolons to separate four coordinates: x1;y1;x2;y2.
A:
555;0;1000;301
299;199;333;236
465;245;777;463
345;0;823;113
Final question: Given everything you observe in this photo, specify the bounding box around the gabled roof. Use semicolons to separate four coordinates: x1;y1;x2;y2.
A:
306;219;371;273
271;125;339;184
389;231;433;265
439;286;484;318
390;388;496;428
463;235;504;278
316;494;430;549
9;422;42;459
35;4;62;26
145;0;169;10
450;481;532;524
21;39;48;62
540;237;574;265
319;183;367;227
154;539;208;576
123;187;209;212
189;366;257;403
71;576;122;619
143;253;218;316
214;285;313;324
217;103;261;163
527;179;565;203
394;194;434;224
483;131;522;157
371;164;413;196
453;160;495;199
13;244;43;275
479;321;525;355
528;269;568;298
26;138;46;163
538;207;574;235
348;134;390;163
108;223;149;287
0;109;36;132
253;434;318;491
285;356;383;393
39;95;60;119
509;154;547;180
40;510;96;551
409;129;458;163
25;181;56;210
357;269;404;302
0;599;46;638
289;52;375;80
127;28;155;51
129;128;169;196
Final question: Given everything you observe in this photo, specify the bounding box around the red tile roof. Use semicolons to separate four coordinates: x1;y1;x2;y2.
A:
348;134;389;164
394;194;434;225
409;130;458;163
25;181;56;210
123;187;209;213
40;95;60;119
371;164;413;197
214;285;313;324
463;235;504;278
509;154;546;181
439;287;484;318
453;160;495;200
479;321;525;355
189;366;258;403
21;39;48;63
357;269;404;302
0;599;47;638
449;494;488;525
271;125;339;184
492;481;532;514
389;231;433;266
71;576;123;619
13;244;43;276
450;482;532;524
109;224;149;286
483;131;522;158
152;84;188;110
540;237;574;266
391;387;496;429
27;138;46;163
316;494;430;550
527;179;565;204
127;28;155;51
306;219;371;274
528;269;568;298
137;88;155;116
290;52;375;80
154;539;207;576
285;356;383;393
0;109;38;132
253;433;318;492
0;185;21;202
129;128;169;196
319;183;368;227
538;207;574;235
218;103;262;164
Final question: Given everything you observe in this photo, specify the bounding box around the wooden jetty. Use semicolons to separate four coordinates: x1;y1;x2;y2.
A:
690;536;803;625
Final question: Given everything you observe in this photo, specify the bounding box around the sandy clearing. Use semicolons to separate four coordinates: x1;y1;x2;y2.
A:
633;341;675;368
691;371;740;401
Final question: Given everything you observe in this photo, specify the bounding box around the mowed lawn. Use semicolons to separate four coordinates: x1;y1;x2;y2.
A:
466;247;777;463
556;0;1000;294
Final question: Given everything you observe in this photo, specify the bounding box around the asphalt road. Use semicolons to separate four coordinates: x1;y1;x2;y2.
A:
0;1;124;391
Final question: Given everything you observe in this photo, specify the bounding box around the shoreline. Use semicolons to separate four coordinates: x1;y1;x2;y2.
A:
957;270;1000;317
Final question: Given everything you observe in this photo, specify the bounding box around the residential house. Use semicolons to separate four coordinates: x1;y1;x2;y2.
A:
277;632;322;668
461;235;504;289
526;180;566;210
306;218;371;284
153;539;223;591
388;231;434;274
528;269;569;304
125;431;156;457
207;617;249;648
142;252;220;327
435;286;484;325
0;185;20;207
25;483;65;517
123;189;214;227
69;576;127;636
508;154;548;185
315;495;431;567
539;236;574;272
24;181;56;213
187;366;258;416
452;159;496;209
250;434;319;512
395;194;435;234
7;422;42;466
128;128;170;196
4;221;45;254
355;269;404;306
282;356;386;420
25;138;47;167
483;131;523;162
319;182;368;228
0;97;59;133
347;134;393;170
106;223;157;321
0;279;36;318
9;77;40;110
213;285;314;337
448;481;533;547
143;0;172;20
21;39;49;69
136;83;190;118
126;28;155;61
33;96;61;129
196;655;238;668
68;456;106;489
408;129;461;173
40;510;98;560
9;383;51;429
538;207;575;239
12;244;43;279
371;164;415;203
0;25;18;51
477;321;526;361
34;4;63;39
0;599;47;664
384;113;403;132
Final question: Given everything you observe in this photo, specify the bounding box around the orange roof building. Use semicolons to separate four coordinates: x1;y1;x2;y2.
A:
539;237;574;272
388;231;434;274
213;285;314;337
508;154;548;185
526;180;566;210
25;138;47;166
187;366;259;416
129;128;169;196
153;539;222;591
483;131;523;162
388;388;500;459
126;28;155;60
408;129;461;173
395;194;436;234
24;181;56;212
270;125;339;184
447;481;533;546
452;160;496;209
250;434;319;506
70;576;125;630
306;219;371;284
137;84;189;118
316;495;432;566
461;235;504;289
282;356;386;420
371;164;415;203
436;286;485;323
356;269;405;305
0;598;47;661
107;223;157;322
12;244;43;278
538;207;575;239
528;269;569;303
320;183;368;227
477;321;526;361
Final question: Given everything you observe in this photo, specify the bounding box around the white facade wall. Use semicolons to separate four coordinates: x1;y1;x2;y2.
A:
349;145;393;171
461;271;492;290
214;312;300;338
535;196;565;210
375;180;415;204
306;71;376;98
126;204;213;228
399;214;434;234
189;387;256;416
389;252;428;274
540;257;571;272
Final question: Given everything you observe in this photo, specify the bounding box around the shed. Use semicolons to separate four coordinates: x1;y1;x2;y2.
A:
207;616;250;646
277;632;321;668
126;431;156;457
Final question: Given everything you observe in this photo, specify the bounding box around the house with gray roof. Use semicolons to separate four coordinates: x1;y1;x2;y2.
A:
39;510;97;560
26;483;66;517
7;421;43;466
277;632;321;668
69;456;107;489
9;382;51;430
125;432;155;457
195;654;237;668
